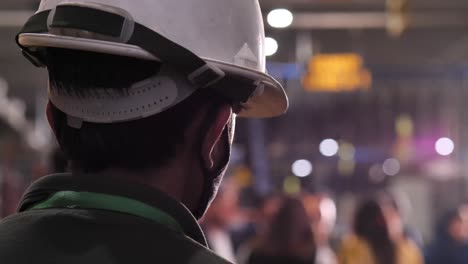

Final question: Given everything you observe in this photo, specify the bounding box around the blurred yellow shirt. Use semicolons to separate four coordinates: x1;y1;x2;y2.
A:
338;235;423;264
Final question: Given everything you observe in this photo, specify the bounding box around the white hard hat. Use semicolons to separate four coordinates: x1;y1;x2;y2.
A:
17;0;288;123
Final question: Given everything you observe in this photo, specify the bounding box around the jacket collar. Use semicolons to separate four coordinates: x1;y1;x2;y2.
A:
18;173;207;246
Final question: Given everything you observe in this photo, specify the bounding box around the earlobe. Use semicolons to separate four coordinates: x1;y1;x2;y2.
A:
201;105;232;170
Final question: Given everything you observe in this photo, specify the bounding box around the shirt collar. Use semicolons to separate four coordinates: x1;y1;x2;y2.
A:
18;173;207;246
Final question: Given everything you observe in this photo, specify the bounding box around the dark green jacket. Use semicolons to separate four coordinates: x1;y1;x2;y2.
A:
0;174;232;264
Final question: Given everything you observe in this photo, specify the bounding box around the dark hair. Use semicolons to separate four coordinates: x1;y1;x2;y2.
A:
354;199;396;264
257;196;316;259
45;48;228;173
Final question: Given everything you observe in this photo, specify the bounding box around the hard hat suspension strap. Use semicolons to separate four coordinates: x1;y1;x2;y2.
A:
17;4;226;89
17;3;260;104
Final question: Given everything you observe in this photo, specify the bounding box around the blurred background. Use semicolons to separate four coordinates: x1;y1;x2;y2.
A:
2;0;468;263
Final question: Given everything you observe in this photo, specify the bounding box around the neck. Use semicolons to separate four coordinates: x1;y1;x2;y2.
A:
92;154;202;214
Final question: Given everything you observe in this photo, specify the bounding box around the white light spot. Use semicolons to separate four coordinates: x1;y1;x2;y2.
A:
435;137;455;156
292;159;313;177
265;37;279;56
320;139;339;157
383;158;401;176
267;9;294;28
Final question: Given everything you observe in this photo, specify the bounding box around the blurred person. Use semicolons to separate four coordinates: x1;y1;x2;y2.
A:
201;180;240;263
0;0;288;263
303;193;338;264
245;191;283;236
379;194;405;242
379;193;424;249
0;142;26;218
259;192;283;222
235;192;283;263
229;200;259;254
246;196;316;264
338;198;422;264
425;205;468;264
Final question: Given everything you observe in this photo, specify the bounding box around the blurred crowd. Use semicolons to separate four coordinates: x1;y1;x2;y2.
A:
199;178;468;264
1;148;468;264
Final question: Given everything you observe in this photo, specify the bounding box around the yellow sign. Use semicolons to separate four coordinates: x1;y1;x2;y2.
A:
302;53;372;92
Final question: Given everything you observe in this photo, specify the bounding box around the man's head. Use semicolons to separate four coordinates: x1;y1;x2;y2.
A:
17;0;288;219
45;48;236;218
46;48;232;171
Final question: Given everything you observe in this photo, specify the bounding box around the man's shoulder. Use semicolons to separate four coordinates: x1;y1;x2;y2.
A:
0;210;232;264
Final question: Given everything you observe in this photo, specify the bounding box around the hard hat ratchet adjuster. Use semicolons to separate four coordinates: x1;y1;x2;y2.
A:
188;63;226;89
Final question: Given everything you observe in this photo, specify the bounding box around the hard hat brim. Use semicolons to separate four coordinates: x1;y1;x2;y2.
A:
19;33;289;118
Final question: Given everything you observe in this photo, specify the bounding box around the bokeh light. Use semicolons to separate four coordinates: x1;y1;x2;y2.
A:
267;9;294;28
265;37;279;56
435;137;455;156
283;176;301;195
382;158;401;176
292;159;313;177
338;142;355;161
395;115;414;138
320;139;339;157
338;160;355;177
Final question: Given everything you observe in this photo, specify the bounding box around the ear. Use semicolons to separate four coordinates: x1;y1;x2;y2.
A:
46;101;57;137
201;105;232;169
